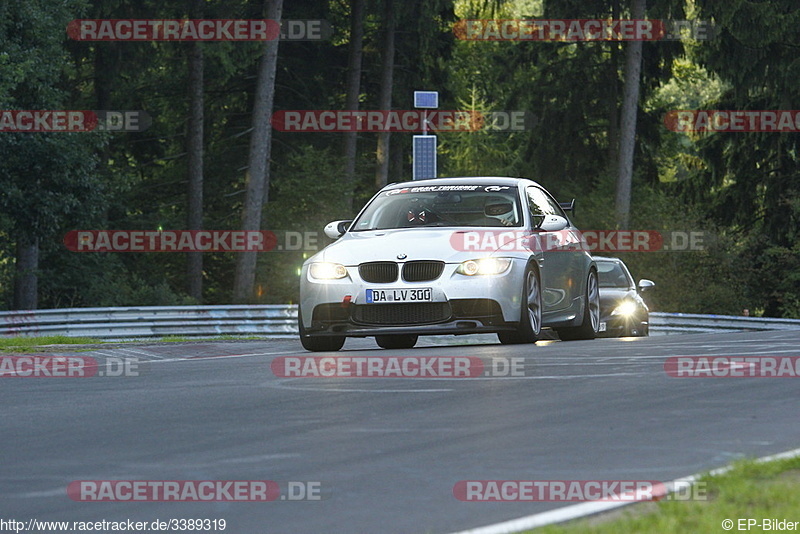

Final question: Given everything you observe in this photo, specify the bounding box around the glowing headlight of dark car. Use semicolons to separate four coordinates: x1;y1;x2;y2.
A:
612;300;638;317
456;258;512;276
309;262;348;280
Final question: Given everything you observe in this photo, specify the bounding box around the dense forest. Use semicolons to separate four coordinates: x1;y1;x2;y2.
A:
0;0;798;318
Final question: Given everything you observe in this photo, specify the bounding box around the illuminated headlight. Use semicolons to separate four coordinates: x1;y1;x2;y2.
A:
612;300;638;317
457;258;512;276
309;262;348;280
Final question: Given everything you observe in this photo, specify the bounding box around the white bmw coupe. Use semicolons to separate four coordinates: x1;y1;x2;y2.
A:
298;177;599;351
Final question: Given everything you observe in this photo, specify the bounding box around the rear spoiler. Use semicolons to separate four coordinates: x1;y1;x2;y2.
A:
559;199;575;213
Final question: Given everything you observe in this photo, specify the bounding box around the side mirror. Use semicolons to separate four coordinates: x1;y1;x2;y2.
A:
637;279;655;293
559;199;575;214
324;220;353;240
537;214;569;232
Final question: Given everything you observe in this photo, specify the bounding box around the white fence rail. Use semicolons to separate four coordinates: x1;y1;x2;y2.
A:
0;306;798;340
649;312;800;334
0;305;299;339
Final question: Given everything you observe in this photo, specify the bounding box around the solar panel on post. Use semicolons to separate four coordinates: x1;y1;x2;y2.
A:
412;91;438;180
413;135;437;180
413;91;439;109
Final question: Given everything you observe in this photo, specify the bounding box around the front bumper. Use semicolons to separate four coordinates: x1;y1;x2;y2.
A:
300;260;526;337
597;314;648;337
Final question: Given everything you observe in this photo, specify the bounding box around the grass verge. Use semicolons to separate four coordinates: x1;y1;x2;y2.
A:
0;334;273;352
0;335;102;352
530;455;800;533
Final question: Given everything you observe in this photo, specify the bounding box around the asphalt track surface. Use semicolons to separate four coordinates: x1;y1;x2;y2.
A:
2;330;799;533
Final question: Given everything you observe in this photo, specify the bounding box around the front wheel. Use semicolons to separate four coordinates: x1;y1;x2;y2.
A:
556;269;599;341
298;310;345;352
498;266;541;344
375;335;418;349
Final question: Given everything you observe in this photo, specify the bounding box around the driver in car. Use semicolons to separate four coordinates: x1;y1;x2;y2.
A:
484;197;517;226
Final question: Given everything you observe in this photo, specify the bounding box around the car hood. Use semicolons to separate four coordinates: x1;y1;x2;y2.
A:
308;228;522;265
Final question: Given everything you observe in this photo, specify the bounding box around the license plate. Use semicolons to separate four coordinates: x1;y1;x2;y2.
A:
598;321;607;332
365;288;432;303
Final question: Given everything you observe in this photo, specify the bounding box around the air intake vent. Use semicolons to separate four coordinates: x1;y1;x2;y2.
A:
352;302;451;325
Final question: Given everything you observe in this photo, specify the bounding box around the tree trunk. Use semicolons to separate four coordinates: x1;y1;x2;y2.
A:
614;0;646;229
13;237;39;310
607;0;620;178
390;135;404;183
186;14;205;302
374;0;396;190
343;0;365;208
232;0;283;302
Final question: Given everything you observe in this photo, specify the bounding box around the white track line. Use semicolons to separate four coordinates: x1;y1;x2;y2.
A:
449;446;800;534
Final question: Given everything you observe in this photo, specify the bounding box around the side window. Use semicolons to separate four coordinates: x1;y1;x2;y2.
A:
526;187;568;226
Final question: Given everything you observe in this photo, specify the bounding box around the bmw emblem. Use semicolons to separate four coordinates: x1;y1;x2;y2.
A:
397;253;407;260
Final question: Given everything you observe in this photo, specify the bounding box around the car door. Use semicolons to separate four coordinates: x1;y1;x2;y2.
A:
525;186;584;312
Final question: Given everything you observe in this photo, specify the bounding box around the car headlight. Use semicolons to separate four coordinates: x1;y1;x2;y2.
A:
457;257;512;276
612;300;638;317
309;262;348;280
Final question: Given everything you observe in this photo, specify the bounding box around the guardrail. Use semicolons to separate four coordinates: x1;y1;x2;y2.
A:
649;312;800;335
0;305;299;339
0;306;798;340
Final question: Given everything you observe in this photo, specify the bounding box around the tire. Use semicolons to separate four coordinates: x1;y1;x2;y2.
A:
298;309;345;352
375;335;418;349
556;268;599;341
498;266;541;344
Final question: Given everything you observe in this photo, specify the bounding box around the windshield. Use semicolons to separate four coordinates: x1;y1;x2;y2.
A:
597;261;633;289
351;184;522;231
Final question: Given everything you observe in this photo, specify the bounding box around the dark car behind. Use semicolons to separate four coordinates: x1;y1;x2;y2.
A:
593;256;654;337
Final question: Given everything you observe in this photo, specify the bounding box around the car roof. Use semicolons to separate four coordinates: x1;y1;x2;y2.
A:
384;176;543;189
